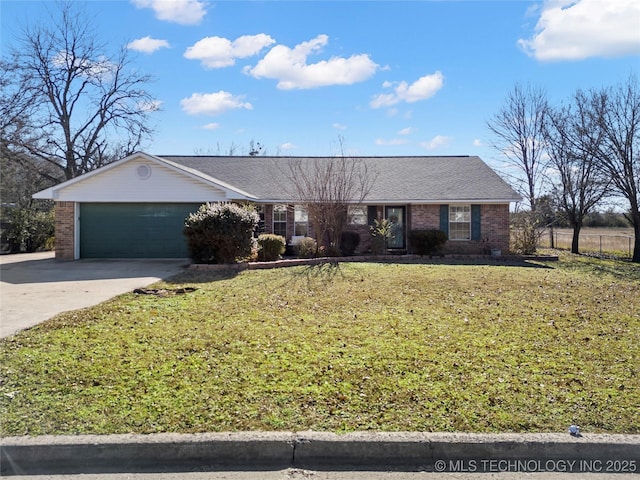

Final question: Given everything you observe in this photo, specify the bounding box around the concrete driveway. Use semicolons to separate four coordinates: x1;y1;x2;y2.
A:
0;252;189;338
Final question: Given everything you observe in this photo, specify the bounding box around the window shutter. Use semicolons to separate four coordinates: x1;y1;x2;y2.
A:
439;204;449;236
471;204;481;241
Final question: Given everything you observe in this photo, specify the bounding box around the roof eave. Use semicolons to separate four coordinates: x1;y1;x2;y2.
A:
31;151;259;202
244;197;523;205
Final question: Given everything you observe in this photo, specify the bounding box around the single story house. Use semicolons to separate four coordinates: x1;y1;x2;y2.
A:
33;152;522;260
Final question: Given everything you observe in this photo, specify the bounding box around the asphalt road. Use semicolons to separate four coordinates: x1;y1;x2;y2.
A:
7;470;639;480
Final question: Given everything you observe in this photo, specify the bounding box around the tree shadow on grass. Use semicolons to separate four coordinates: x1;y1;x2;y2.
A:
165;256;557;287
165;266;243;284
359;256;556;269
283;260;346;288
555;256;640;282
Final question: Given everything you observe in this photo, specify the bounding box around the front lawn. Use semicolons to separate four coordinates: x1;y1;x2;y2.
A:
1;253;638;435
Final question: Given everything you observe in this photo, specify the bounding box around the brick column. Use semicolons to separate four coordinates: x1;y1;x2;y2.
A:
54;202;75;260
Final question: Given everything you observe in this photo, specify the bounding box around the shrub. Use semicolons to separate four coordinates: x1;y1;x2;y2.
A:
319;245;341;257
408;229;448;256
369;218;392;254
510;211;544;255
4;206;54;253
296;237;317;258
257;234;285;261
184;202;259;264
339;230;361;256
245;238;259;263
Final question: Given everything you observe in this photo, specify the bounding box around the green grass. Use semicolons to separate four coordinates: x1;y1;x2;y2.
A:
1;253;639;436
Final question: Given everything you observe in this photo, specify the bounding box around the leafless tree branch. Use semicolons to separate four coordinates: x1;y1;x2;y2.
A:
487;83;549;211
1;1;156;181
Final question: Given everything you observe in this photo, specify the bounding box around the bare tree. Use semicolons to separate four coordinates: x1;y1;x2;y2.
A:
2;2;157;181
544;90;611;254
283;139;377;253
194;140;270;156
0;153;59;209
1;60;36;155
487;83;549;211
589;75;640;262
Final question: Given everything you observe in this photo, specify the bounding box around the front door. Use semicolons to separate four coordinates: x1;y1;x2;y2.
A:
385;206;406;249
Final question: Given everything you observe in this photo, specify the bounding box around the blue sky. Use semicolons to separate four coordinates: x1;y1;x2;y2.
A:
1;0;639;167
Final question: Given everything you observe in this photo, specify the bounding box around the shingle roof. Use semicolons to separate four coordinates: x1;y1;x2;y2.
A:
161;155;521;203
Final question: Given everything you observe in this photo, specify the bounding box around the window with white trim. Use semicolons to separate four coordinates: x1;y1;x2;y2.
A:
449;205;471;240
294;205;309;236
347;205;367;225
273;204;287;237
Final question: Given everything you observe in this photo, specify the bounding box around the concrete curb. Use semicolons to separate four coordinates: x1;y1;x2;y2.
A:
2;432;639;475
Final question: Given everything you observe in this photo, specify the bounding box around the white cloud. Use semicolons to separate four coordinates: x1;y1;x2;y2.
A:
185;34;275;69
370;71;444;108
245;34;378;89
180;91;252;116
370;93;397;109
420;135;452;150
53;52;116;80
473;139;485;147
131;0;206;25
332;123;348;131
280;142;297;150
138;99;163;112
398;127;416;135
518;0;640;61
202;123;220;130
375;138;409;146
127;36;170;54
544;166;561;178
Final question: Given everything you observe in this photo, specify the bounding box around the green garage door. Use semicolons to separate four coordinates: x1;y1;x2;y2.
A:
80;203;202;258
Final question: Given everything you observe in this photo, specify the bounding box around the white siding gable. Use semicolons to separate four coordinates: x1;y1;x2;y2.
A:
52;157;231;202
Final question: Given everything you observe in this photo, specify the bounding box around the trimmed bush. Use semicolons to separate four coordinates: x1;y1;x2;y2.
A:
184;202;259;264
257;234;286;261
296;237;317;258
339;230;361;256
408;229;448;256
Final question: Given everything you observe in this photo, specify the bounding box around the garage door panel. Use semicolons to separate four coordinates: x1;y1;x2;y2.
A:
80;203;201;258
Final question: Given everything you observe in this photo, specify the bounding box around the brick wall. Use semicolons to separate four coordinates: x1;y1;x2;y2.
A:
410;204;441;230
54;202;75;260
410;203;511;254
263;204;273;235
480;204;511;253
260;202;512;255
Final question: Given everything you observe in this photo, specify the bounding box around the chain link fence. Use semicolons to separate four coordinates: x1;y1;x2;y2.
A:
538;229;634;258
